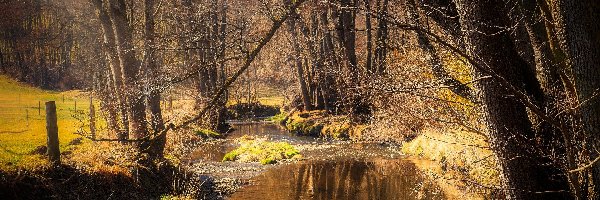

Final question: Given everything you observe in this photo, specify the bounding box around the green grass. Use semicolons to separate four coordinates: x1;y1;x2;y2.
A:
0;75;99;171
222;136;300;165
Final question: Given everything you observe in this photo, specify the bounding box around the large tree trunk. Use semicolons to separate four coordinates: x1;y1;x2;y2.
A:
108;0;149;141
516;0;584;195
101;72;121;135
144;0;166;158
454;0;571;198
215;0;229;132
338;0;370;119
91;0;129;139
551;0;600;198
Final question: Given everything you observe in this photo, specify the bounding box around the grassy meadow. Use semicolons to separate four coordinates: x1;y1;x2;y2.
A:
0;75;99;171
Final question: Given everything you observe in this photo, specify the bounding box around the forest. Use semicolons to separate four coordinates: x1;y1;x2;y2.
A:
0;0;599;199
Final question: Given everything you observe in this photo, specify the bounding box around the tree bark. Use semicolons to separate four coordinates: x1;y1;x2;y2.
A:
374;0;388;74
287;9;314;111
91;0;128;138
144;0;166;158
551;0;600;198
319;6;340;112
364;0;373;74
108;0;149;140
454;0;571;198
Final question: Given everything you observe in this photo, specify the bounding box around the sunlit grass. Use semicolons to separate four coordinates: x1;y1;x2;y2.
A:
401;129;500;187
226;96;285;107
0;75;100;171
222;136;300;165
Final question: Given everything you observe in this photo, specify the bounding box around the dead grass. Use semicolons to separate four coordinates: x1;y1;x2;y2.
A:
401;128;501;190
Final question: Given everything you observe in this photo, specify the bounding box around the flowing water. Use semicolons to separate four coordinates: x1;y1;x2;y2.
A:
188;122;448;200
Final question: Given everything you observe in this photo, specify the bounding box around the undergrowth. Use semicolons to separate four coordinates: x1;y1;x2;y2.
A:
401;129;500;188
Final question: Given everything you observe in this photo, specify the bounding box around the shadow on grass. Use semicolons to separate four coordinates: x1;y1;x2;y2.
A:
0;163;221;199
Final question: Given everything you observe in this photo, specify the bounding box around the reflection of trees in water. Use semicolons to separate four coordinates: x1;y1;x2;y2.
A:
231;159;445;200
229;123;281;138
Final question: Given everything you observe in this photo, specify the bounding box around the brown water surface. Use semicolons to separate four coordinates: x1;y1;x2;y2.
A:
229;158;445;200
189;122;448;199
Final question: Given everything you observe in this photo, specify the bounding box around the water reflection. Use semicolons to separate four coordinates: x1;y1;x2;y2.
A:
230;158;445;200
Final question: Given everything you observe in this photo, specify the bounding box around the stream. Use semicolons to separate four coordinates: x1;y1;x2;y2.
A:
185;122;448;200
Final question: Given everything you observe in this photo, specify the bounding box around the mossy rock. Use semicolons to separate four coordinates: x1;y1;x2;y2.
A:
222;138;300;165
320;121;351;139
268;112;288;125
195;129;222;139
283;110;355;139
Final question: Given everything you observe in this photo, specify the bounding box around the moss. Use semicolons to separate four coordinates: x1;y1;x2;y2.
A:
267;111;288;125
260;158;276;165
164;154;181;166
280;110;360;139
195;129;222;139
321;121;351;139
222;137;300;165
222;151;238;161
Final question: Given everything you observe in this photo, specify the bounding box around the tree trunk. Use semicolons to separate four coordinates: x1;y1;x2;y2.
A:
102;76;120;135
454;0;571;198
91;0;128;139
108;0;149;140
364;0;373;74
319;6;340;113
144;0;166;159
287;10;314;111
338;0;370;119
551;0;600;198
374;0;388;74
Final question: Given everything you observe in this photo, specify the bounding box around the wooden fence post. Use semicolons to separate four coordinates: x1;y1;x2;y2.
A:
38;101;41;115
89;97;96;140
46;101;60;165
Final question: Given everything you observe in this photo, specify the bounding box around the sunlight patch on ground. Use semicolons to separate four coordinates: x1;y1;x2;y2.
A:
0;75;99;171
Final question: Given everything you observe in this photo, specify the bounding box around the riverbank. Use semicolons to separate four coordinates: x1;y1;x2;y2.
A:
182;122;455;199
270;109;500;199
